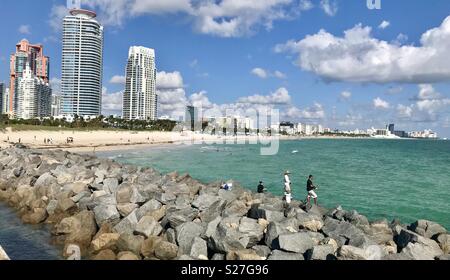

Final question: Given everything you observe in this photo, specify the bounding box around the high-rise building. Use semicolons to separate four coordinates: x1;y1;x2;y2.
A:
51;95;62;117
16;66;52;119
0;83;4;115
2;87;10;115
61;9;104;117
123;46;157;120
185;106;199;131
9;39;49;117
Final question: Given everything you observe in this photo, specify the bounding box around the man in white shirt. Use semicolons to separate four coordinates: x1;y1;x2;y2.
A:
284;171;292;203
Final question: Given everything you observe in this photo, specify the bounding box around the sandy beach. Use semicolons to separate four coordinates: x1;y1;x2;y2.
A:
0;128;273;153
0;127;372;153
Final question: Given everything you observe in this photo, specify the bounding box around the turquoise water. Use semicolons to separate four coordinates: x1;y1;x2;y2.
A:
100;139;450;230
0;203;62;260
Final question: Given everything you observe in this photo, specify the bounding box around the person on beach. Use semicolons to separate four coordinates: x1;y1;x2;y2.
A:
306;175;319;206
257;181;267;193
284;171;292;204
221;182;233;191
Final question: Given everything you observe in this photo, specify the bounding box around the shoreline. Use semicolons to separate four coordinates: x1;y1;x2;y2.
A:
0;128;431;154
0;146;448;260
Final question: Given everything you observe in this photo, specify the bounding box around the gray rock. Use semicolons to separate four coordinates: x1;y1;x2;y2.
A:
199;199;227;223
211;253;225;260
238;217;264;247
338;245;368;260
34;172;57;188
155;192;177;204
400;242;436;260
134;216;163;238
190;237;208;259
191;194;220;211
114;211;139;235
265;222;289;249
176;222;205;255
154;241;179;260
296;213;324;232
268;250;305;260
136;199;162;221
46;199;58;215
322;217;375;248
276;232;314;254
305;244;336;260
209;220;249;253
222;200;249;218
117;203;138;217
166;228;177;244
116;233;144;256
93;205;120;226
436;254;450;260
396;228;443;258
252;245;272;258
103;178;119;193
71;191;90;203
410;220;447;239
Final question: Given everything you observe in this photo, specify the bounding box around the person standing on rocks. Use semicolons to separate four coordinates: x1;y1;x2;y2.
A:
284;171;292;204
306;175;319;206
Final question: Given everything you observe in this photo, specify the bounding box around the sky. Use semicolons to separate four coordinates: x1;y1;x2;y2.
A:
0;0;449;137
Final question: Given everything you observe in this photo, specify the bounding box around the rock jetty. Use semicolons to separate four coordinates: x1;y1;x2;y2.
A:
0;146;448;260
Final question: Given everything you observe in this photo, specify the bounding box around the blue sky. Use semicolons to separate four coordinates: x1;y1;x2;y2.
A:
0;0;449;137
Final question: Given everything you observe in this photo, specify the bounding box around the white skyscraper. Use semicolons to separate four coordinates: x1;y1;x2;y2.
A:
16;66;52;119
123;46;157;121
61;9;104;117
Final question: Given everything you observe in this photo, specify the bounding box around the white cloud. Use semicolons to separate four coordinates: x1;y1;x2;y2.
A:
373;97;390;109
273;70;287;79
50;78;61;95
49;0;331;38
299;0;314;11
274;16;450;83
397;104;413;118
251;68;287;79
284;102;325;120
156;71;184;89
102;87;123;113
49;5;69;31
320;0;338;17
189;91;213;108
238;87;291;105
251;68;268;79
109;75;126;84
18;25;31;35
415;84;450;113
378;20;390;29
340;91;352;100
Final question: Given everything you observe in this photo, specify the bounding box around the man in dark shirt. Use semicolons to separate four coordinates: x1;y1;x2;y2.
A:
257;181;266;193
306;175;318;206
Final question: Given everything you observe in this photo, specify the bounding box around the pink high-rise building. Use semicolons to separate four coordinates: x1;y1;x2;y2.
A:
9;39;50;116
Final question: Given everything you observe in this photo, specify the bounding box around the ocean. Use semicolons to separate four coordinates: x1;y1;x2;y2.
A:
101;139;450;230
0;203;62;260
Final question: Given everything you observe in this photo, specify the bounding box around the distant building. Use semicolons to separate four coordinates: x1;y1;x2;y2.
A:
51;95;61;117
409;130;438;139
0;83;4;115
16;66;52;119
185;106;199;131
388;124;395;134
2;87;10;114
123;46;157;121
61;9;104;117
9;39;50;117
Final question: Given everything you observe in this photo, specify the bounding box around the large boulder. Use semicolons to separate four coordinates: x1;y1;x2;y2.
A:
55;210;98;249
116;233;144;256
176;222;205;255
265;222;289;249
305;245;336;260
209;219;249;253
134;216;163;238
268;250;304;260
338;245;369;260
91;233;120;252
238;217;264;248
395;229;443;258
322;217;376;248
154;241;179;260
190;237;208;260
93;205;120;227
117;251;141;260
434;233;449;254
276;232;314;254
22;208;48;224
136;199;162;221
296;213;324;232
113;211;139;235
191;194;220;211
409;220;447;239
117;203;138;217
92;249;116;260
140;236;164;258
